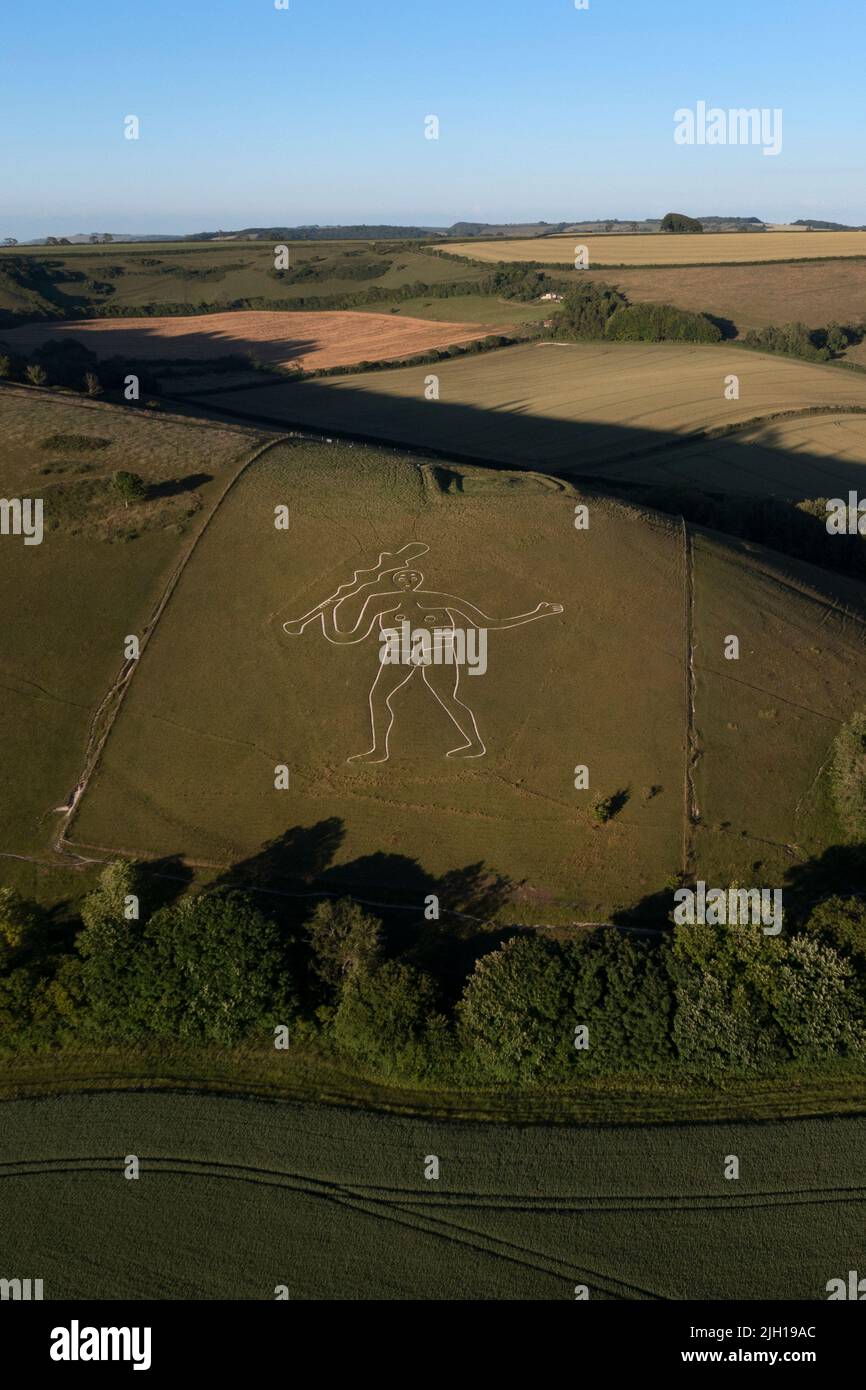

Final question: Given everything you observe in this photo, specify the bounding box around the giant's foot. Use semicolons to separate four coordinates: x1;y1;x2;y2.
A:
347;747;389;764
446;741;485;760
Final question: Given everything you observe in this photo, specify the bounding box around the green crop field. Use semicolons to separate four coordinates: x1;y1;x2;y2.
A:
1;1090;863;1299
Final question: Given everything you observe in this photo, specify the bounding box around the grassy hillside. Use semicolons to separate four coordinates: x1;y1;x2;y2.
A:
0;386;267;870
70;440;685;920
6;347;866;922
360;292;546;326
62;436;866;922
1;1090;863;1298
0;240;499;324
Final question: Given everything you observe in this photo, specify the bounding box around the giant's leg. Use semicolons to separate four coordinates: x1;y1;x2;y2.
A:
348;661;417;763
422;662;486;759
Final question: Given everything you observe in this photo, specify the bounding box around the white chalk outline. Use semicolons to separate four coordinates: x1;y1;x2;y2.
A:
283;542;563;763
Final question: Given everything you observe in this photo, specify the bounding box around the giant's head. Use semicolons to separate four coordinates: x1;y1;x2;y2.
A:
391;569;424;591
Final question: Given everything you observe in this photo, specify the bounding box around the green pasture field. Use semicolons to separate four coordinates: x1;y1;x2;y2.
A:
1;1089;863;1298
357;292;547;325
0;385;266;865
0;240;484;322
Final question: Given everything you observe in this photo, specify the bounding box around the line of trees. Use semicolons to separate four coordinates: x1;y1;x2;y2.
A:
2;856;865;1082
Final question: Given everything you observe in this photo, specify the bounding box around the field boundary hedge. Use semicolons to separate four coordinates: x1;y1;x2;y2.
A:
1;1050;864;1124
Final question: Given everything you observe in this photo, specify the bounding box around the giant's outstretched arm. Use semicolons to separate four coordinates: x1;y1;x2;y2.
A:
433;594;563;631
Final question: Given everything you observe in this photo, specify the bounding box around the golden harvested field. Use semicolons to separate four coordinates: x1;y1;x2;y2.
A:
583;260;866;335
598;411;866;497
0;309;503;373
444;230;866;267
200;341;866;480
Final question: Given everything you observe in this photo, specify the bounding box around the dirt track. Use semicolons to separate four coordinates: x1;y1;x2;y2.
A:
1;309;504;371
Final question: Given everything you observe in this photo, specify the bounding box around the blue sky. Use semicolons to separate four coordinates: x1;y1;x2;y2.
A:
1;0;863;237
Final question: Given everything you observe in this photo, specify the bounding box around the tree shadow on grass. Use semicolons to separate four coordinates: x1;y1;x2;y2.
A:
610;884;676;931
782;842;866;925
596;787;630;822
430;465;464;493
147;472;213;499
611;842;866;933
203;820;517;999
145;855;196;912
318;852;518;998
210;818;346;892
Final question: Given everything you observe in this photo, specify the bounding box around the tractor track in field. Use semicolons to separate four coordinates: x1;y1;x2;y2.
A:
0;1155;660;1299
3;1155;866;1214
4;1154;866;1298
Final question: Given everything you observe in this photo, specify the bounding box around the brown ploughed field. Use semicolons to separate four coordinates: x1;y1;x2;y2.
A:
1;309;504;372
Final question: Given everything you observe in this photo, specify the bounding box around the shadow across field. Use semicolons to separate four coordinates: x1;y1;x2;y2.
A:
149;835;866;988
211;819;512;906
146;472;213;499
610;841;866;933
162;366;866;496
187;822;517;997
783;842;866;919
153;369;866;582
1;318;319;370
